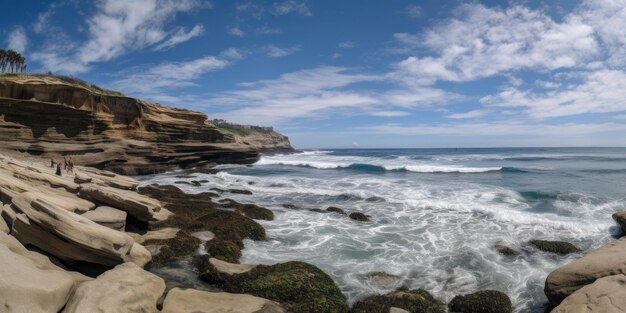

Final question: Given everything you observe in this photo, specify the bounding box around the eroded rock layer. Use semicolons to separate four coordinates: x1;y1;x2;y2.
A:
0;76;293;175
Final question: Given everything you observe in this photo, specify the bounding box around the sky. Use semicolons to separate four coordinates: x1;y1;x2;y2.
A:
2;0;626;149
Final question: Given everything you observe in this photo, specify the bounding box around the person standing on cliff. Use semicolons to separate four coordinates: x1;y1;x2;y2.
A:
68;157;74;174
50;158;55;168
63;157;68;171
55;163;62;176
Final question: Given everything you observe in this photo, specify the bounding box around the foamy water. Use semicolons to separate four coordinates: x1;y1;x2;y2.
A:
140;148;626;312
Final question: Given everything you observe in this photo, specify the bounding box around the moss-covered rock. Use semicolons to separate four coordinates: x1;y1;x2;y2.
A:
218;261;349;313
528;240;581;255
228;188;253;195
351;287;445;313
193;254;228;284
349;212;370;222
448;290;512;313
196;210;266;242
494;245;518;257
144;230;201;267
220;198;274;220
204;238;242;263
326;206;347;215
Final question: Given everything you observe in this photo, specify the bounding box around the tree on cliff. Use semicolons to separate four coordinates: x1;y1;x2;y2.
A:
0;49;27;73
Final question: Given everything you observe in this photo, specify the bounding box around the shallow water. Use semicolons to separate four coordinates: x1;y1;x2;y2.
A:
140;147;626;312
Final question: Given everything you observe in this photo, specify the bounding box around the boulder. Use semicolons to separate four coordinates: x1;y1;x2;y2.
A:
79;183;172;224
194;255;256;283
201;260;349;313
75;167;139;190
63;262;165;313
127;227;180;244
161;288;286;313
0;232;89;313
528;240;581;255
545;237;626;307
612;211;626;233
448;290;512;313
349;212;370;222
124;243;152;268
1;203;16;229
81;206;127;231
351;288;445;313
551;274;626;313
494;245;519;257
326;206;347;215
10;192;142;266
74;172;92;184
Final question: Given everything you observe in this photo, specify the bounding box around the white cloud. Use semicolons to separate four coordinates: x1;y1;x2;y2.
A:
154;24;204;51
271;1;312;16
32;0;206;73
7;27;28;53
264;44;300;57
577;0;626;66
227;25;245;37
256;26;281;35
446;110;488;119
363;122;626;137
112;49;242;95
613;114;626;120
391;3;599;85
338;41;354;49
370;111;412;117
481;69;626;118
404;5;422;18
207;66;457;125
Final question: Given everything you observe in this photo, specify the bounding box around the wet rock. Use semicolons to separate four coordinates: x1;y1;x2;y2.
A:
545;237;626;307
351;287;445;313
0;232;89;313
228;188;253;195
494;245;519;257
282;203;298;209
204;237;242;263
365;196;386;202
612;211;626;233
220;198;274;220
211;261;349;313
363;272;404;289
81;206;127;231
448;290;512;313
63;262;165;313
194;255;256;284
528;240;581;255
326;206;347;215
551;274;626;313
144;231;201;268
174;180;201;187
349;212;370;222
161;288;286;313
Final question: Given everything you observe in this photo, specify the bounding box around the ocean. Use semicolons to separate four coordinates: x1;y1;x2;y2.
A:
141;147;626;312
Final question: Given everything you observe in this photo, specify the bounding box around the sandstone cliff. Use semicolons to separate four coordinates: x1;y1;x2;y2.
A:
0;75;293;175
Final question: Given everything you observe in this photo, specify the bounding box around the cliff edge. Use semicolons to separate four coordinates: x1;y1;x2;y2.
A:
0;75;293;175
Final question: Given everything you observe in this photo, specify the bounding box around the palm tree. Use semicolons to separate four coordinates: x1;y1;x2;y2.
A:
0;49;27;73
0;49;6;72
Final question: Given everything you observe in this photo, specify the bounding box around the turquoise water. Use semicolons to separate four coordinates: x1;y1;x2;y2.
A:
144;147;626;312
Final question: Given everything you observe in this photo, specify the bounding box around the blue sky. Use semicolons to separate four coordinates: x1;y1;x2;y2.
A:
2;0;626;148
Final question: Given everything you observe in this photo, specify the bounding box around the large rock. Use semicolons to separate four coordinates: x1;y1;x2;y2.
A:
7;160;80;192
79;183;172;223
161;288;286;313
63;262;165;313
75;167;139;190
10;191;145;266
448;290;512;313
612;211;626;232
0;232;89;313
193;255;256;283
0;75;293;175
545;237;626;307
81;206;127;231
551;274;626;313
351;288;445;313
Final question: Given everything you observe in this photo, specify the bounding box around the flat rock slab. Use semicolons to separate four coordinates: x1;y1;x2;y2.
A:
0;232;89;313
63;262;165;313
81;206;127;231
75;167;139;190
191;230;215;242
128;227;180;244
11;191;142;266
79;183;172;223
551;274;626;313
210;257;256;275
161;288;286;313
545;237;626;307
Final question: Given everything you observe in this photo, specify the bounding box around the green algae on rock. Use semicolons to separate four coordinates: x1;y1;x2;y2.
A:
219;198;274;221
448;290;512;313
199;260;349;313
528;240;581;255
144;231;201;268
350;287;445;313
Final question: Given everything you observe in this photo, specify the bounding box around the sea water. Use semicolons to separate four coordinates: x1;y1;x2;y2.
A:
140;147;626;312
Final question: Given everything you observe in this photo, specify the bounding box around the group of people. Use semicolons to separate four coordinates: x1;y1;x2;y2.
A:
50;157;75;176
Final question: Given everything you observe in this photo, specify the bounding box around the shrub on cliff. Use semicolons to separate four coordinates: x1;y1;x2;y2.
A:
350;287;445;313
448;290;512;313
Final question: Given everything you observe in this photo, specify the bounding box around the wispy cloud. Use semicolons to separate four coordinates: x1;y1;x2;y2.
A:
112;48;243;95
446;110;488;119
32;0;207;73
227;25;246;37
271;1;312;16
404;5;422;18
154;25;204;51
7;26;27;53
256;26;281;35
264;44;300;57
338;41;354;49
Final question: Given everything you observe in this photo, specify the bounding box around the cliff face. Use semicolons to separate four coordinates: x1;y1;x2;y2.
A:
0;76;293;175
